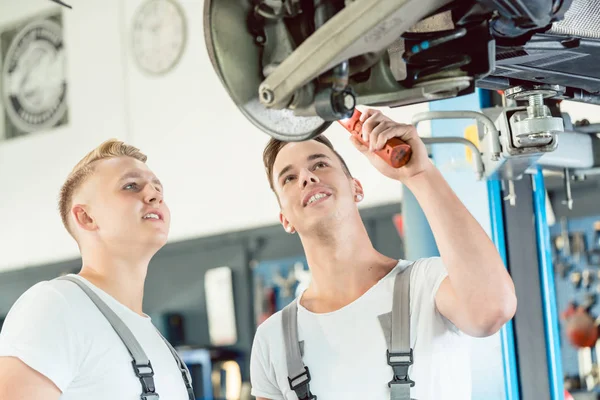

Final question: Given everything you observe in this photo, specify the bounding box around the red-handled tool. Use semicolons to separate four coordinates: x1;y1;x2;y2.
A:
338;109;412;168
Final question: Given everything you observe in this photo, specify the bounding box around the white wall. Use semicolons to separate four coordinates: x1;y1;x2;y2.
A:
0;0;130;271
0;0;428;272
560;101;600;124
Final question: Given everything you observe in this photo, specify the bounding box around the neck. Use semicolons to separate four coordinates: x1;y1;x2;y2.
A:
78;243;152;316
299;212;398;312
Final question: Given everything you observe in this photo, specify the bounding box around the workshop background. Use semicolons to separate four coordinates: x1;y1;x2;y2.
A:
1;1;600;399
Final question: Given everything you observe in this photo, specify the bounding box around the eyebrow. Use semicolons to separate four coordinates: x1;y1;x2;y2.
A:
277;153;331;181
119;171;162;187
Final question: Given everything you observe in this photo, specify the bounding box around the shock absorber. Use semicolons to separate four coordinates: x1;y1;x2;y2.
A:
312;0;355;120
401;27;472;86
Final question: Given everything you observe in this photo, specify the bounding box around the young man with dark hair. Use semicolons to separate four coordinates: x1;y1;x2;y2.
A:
251;108;517;399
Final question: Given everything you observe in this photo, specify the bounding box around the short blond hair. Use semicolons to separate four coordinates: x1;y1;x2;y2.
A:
58;139;147;237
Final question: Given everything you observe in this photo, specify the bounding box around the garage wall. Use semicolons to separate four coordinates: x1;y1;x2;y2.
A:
0;0;429;272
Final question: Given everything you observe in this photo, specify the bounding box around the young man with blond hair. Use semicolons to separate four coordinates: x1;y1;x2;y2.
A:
0;139;193;400
250;108;517;400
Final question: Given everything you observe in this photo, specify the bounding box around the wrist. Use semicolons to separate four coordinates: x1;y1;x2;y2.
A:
401;164;440;191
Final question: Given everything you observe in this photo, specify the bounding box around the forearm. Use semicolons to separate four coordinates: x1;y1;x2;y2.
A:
404;166;516;322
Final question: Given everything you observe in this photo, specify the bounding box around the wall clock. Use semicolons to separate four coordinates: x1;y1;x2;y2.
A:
131;0;187;75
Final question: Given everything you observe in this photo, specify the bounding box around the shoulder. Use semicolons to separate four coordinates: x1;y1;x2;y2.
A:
251;303;294;370
8;279;72;315
250;308;288;398
0;278;91;392
13;275;93;299
405;256;445;275
400;257;462;333
386;258;449;317
1;277;94;335
253;308;285;350
385;258;446;294
405;257;448;299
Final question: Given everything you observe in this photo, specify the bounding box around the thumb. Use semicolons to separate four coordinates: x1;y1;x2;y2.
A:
350;136;383;167
350;136;369;154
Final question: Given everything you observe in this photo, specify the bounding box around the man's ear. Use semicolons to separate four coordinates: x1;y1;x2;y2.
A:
72;204;97;232
352;178;364;202
279;212;295;234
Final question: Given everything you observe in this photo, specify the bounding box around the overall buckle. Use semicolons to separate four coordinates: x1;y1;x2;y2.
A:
288;366;317;400
386;349;415;388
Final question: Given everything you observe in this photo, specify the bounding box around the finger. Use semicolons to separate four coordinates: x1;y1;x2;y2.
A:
351;136;381;166
359;108;381;123
374;127;399;151
378;124;417;150
369;121;393;151
372;126;402;152
361;125;370;143
362;114;385;143
388;124;417;143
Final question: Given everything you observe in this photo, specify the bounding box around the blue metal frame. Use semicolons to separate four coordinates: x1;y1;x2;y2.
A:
487;179;521;400
479;88;521;400
532;166;565;400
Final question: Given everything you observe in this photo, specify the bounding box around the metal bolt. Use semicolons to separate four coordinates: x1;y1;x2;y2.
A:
527;132;553;142
527;94;546;119
343;92;355;111
260;88;274;104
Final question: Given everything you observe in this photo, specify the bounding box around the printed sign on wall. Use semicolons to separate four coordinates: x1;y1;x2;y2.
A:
0;12;68;141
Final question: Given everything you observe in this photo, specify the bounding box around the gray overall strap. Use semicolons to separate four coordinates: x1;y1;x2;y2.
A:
387;263;415;400
154;328;195;400
282;299;316;400
57;276;194;400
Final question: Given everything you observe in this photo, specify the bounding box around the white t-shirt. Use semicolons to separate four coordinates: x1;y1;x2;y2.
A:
0;274;190;400
250;257;472;400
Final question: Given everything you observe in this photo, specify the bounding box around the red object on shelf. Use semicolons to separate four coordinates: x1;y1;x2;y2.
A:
561;302;599;348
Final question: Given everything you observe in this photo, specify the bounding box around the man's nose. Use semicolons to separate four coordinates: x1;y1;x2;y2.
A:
144;185;163;204
299;169;319;188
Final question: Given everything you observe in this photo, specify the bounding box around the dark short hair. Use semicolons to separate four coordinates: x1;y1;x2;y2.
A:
263;135;353;191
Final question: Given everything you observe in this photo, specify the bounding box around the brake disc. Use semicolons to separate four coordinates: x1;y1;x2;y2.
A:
203;0;331;141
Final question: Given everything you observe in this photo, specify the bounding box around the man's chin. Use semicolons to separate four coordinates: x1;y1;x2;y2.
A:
302;212;340;232
143;232;169;250
153;233;169;246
